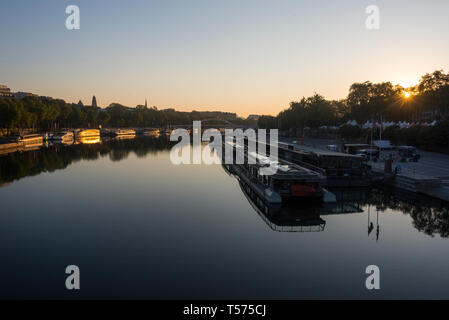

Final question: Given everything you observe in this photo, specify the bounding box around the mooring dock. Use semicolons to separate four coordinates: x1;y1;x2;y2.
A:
370;164;449;202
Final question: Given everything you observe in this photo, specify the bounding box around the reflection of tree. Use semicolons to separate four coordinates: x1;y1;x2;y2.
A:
109;149;130;162
363;188;449;238
410;207;449;238
0;136;171;186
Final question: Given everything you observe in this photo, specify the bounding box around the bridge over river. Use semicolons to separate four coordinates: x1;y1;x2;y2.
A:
172;118;256;130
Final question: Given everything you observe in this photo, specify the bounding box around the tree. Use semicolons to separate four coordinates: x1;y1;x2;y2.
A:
0;99;21;134
258;115;277;129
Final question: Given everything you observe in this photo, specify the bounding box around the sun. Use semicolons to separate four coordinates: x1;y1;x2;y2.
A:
403;91;411;99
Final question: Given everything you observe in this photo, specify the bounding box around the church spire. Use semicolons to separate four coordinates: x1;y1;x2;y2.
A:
92;95;97;107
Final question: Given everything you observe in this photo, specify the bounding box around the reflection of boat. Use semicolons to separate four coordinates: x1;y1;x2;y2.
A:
52;131;74;141
75;129;100;138
113;134;136;141
111;129;136;136
76;136;101;145
1;136;43;155
237;178;326;232
142;129;160;137
161;129;172;136
224;162;365;232
57;139;74;146
23;145;42;152
0;141;23;153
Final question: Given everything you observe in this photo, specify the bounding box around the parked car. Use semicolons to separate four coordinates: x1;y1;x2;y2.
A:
327;144;338;152
355;152;367;160
373;140;394;150
344;144;370;155
398;146;420;162
356;149;379;161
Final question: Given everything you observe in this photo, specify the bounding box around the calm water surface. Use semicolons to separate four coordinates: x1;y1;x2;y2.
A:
0;136;448;299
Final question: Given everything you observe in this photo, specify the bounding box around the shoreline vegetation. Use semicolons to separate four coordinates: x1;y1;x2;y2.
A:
0;99;256;137
257;70;449;151
1;69;448;151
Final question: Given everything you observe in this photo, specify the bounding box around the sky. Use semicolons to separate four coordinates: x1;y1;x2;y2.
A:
1;0;449;117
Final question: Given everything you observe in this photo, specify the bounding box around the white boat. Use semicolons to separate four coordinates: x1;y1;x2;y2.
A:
15;134;43;146
52;131;74;141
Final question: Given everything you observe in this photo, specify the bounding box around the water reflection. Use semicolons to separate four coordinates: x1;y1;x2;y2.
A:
224;163;364;232
0;136;448;239
76;136;102;145
222;162;449;238
0;136;171;187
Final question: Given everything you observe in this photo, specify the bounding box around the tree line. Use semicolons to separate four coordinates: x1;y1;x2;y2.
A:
257;70;449;149
2;69;448;142
0;97;254;135
258;70;449;130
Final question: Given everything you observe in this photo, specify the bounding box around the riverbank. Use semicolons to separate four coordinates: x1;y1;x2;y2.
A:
282;137;449;203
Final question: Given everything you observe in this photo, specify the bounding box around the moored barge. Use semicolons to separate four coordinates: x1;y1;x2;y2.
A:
276;141;373;187
224;141;335;204
51;131;74;141
14;134;43;147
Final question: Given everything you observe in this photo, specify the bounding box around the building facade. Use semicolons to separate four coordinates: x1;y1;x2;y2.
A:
247;114;260;121
0;84;12;98
199;111;237;120
13;92;38;99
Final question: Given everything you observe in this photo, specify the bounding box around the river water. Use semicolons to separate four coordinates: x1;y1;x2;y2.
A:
0;136;448;299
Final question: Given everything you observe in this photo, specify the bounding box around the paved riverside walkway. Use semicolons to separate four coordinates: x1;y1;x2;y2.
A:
367;149;449;182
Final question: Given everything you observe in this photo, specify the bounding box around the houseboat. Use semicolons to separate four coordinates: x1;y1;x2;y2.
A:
277;142;372;187
223;140;335;204
52;131;74;141
14;134;43;147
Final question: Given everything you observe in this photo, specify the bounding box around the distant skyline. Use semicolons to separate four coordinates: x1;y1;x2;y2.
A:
1;0;449;117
